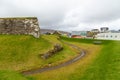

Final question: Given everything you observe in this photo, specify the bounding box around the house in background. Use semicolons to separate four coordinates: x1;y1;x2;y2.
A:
95;32;120;40
71;27;120;40
86;31;95;39
85;29;100;39
95;27;120;40
71;31;87;38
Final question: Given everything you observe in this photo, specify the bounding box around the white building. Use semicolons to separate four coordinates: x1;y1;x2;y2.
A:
95;33;120;40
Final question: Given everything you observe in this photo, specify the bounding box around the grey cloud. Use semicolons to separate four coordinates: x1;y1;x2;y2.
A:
63;0;120;24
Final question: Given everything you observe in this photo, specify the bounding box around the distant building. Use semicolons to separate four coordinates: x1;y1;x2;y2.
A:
71;31;87;38
95;33;120;40
100;27;109;33
109;30;120;33
86;31;94;38
95;27;120;40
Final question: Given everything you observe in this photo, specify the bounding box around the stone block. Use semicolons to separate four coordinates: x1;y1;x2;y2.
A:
0;17;40;38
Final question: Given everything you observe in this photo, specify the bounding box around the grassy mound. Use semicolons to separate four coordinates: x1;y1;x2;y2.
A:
2;35;119;80
79;40;120;80
32;37;120;80
0;35;78;72
0;35;52;71
32;37;102;80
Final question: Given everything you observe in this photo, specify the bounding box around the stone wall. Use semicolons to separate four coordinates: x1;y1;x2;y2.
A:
0;17;40;38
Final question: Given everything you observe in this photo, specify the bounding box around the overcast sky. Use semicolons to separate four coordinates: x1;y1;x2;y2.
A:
0;0;120;32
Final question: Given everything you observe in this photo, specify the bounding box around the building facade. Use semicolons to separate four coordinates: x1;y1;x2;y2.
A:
71;31;87;38
95;33;120;40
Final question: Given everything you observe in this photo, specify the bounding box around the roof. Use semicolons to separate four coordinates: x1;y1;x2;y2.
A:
109;30;120;33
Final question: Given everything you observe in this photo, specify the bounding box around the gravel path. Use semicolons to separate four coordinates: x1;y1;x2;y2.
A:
21;42;86;75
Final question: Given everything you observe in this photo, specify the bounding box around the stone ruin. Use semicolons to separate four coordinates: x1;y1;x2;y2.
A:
41;44;63;59
0;17;40;38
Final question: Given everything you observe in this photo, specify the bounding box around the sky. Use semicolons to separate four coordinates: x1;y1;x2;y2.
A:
0;0;120;32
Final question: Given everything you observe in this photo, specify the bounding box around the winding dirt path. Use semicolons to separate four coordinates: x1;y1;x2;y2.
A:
21;42;86;75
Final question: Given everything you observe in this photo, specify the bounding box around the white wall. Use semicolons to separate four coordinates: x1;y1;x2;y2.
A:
95;33;120;40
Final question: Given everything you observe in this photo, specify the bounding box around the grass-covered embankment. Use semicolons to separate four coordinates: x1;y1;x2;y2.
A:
79;40;120;80
0;35;52;71
61;37;120;80
32;37;103;80
0;35;77;72
1;35;119;80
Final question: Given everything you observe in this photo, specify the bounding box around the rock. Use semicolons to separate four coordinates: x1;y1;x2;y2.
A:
41;44;63;59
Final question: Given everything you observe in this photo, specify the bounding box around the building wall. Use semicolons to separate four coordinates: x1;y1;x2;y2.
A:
96;33;120;40
0;17;40;38
72;31;87;36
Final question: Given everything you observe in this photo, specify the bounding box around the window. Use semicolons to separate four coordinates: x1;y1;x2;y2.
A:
111;35;112;37
115;35;117;38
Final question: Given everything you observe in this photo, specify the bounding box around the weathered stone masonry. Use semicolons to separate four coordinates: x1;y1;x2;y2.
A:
0;17;40;38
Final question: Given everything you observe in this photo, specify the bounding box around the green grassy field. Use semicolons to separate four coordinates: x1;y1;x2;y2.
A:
0;35;79;80
0;70;34;80
79;40;120;80
32;37;102;80
32;37;120;80
0;35;53;71
61;37;120;80
0;35;120;80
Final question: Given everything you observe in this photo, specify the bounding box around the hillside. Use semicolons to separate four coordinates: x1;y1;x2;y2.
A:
0;35;52;71
0;35;120;80
0;34;81;80
32;37;120;80
40;29;70;35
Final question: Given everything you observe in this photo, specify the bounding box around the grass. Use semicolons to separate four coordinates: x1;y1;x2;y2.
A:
32;37;102;80
0;35;77;72
0;70;34;80
79;40;120;80
42;35;61;44
32;37;120;80
0;35;52;71
1;35;120;80
35;35;78;68
60;36;111;45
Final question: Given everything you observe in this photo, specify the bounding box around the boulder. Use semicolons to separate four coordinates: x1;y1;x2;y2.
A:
41;44;63;59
